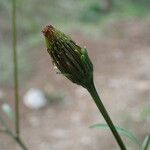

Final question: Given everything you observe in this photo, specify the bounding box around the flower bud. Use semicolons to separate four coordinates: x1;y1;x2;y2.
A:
42;25;93;88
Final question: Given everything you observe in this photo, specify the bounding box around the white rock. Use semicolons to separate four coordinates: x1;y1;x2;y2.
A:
23;88;47;109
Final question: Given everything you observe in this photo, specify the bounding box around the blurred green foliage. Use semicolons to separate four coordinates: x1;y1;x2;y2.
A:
0;0;150;85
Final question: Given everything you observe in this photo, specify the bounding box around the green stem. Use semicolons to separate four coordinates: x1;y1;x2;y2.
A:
12;0;19;136
86;80;126;150
12;0;27;149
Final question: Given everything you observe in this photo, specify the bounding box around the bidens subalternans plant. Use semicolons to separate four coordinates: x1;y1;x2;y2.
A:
42;25;127;150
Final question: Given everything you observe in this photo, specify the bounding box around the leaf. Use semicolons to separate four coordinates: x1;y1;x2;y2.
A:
1;103;15;121
90;123;141;148
142;135;150;150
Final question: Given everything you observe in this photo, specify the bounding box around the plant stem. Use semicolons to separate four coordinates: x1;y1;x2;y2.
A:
12;0;19;136
0;116;27;150
86;80;126;150
5;129;27;150
14;136;28;150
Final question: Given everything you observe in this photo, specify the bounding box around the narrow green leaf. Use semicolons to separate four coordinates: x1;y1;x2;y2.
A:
2;103;15;121
90;123;141;148
142;135;150;150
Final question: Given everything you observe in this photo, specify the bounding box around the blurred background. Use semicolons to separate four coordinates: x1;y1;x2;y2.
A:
0;0;150;149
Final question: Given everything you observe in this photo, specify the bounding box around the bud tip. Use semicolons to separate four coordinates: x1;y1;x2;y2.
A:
42;25;55;37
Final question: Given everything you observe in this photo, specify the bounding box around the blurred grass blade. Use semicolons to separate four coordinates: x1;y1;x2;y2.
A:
90;123;140;148
142;135;150;150
2;103;15;121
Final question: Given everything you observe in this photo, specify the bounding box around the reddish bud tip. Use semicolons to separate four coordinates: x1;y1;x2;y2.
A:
42;25;55;38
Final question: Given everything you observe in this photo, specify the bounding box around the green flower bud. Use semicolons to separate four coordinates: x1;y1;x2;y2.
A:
42;25;93;88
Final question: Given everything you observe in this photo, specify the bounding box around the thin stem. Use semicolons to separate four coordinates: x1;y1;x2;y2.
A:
11;0;28;149
86;80;126;150
0;0;28;149
5;128;27;150
12;0;19;136
0;116;27;149
14;136;28;150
